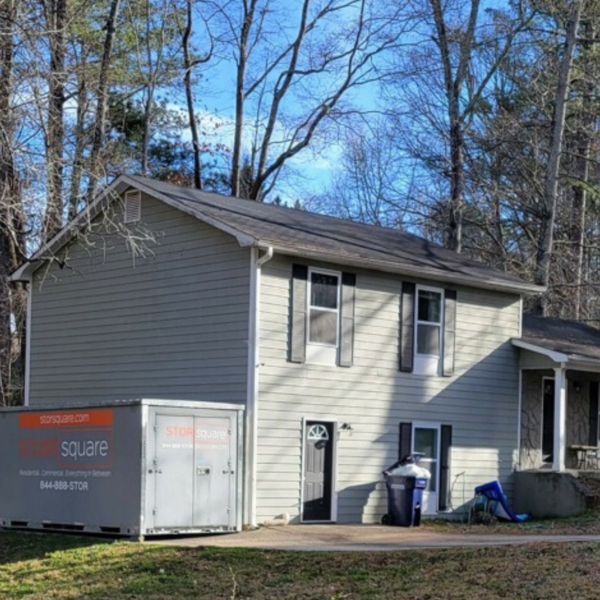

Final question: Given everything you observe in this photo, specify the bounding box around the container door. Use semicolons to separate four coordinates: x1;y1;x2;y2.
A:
151;411;237;531
193;416;236;528
153;414;195;528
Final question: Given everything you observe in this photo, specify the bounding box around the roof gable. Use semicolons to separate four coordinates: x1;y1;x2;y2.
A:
13;174;543;295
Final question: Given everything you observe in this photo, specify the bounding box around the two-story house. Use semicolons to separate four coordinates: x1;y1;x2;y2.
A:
12;175;547;527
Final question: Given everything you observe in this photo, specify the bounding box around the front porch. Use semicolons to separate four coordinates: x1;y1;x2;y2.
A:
518;368;599;472
515;315;600;473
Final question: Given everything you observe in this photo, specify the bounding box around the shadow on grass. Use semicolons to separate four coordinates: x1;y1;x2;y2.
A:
0;529;110;564
422;510;600;535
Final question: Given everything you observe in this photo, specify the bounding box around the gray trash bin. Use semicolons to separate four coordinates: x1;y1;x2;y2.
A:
382;455;428;527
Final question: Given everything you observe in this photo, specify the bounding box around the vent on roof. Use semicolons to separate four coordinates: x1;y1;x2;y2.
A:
124;190;141;223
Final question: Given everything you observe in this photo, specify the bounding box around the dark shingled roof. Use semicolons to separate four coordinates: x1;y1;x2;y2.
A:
124;176;541;295
522;314;600;363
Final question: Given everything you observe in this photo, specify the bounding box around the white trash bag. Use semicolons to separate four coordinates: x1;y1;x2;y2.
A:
390;463;431;479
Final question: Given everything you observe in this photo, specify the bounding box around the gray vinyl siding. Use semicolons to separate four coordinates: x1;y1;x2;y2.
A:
29;193;250;405
256;255;521;524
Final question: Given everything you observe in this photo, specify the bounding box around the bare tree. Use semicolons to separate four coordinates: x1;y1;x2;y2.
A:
534;0;584;315
0;0;26;405
428;0;480;251
87;0;122;201
570;13;597;319
214;0;405;200
176;0;214;190
392;0;535;252
42;0;67;241
308;120;410;228
229;0;257;197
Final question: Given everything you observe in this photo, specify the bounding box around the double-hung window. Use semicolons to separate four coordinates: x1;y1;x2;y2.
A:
290;264;356;367
306;269;340;365
414;286;443;375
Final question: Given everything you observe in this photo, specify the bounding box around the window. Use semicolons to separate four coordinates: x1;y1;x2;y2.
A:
413;426;439;494
399;421;453;513
290;264;356;367
307;269;340;364
414;286;443;374
400;283;455;376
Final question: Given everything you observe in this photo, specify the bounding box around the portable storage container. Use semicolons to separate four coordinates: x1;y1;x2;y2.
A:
0;399;244;538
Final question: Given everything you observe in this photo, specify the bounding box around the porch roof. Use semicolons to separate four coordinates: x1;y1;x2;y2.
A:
513;314;600;369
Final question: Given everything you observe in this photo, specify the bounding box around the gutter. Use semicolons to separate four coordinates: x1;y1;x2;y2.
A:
246;245;274;527
258;243;545;297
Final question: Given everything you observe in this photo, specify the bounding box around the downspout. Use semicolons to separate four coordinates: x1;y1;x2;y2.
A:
516;295;523;469
246;245;273;527
516;368;522;470
23;279;32;407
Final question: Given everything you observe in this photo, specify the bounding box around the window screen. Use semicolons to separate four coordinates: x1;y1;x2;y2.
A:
308;272;339;346
416;289;442;357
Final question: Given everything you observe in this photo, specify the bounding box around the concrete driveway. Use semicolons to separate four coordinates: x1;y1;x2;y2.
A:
150;524;600;552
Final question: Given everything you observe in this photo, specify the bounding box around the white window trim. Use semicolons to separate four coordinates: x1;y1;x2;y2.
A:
414;285;444;375
412;421;441;508
306;267;341;365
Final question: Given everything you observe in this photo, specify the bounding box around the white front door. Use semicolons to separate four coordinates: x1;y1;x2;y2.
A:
412;423;440;515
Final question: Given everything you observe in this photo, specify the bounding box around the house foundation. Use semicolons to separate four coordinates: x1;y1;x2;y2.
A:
513;470;597;518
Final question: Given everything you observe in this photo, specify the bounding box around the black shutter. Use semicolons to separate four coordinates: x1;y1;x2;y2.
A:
290;264;308;363
443;290;457;377
400;282;415;372
589;381;599;446
439;424;452;511
339;272;356;367
398;422;412;461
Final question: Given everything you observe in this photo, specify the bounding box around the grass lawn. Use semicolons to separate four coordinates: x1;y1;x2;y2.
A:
2;531;600;599
422;511;600;536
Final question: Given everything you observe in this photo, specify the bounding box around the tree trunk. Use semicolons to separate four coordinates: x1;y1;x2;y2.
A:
43;0;67;241
534;0;584;315
447;113;465;252
231;1;255;197
141;86;154;175
69;71;88;220
0;0;25;405
572;134;590;321
572;15;595;321
182;0;202;189
87;0;121;201
429;0;480;253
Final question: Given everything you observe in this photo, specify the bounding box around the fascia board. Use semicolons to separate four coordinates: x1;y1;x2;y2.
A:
511;338;568;363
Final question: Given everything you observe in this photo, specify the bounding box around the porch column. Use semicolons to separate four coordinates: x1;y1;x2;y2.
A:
553;366;567;471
